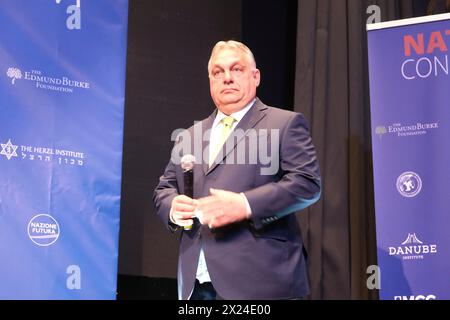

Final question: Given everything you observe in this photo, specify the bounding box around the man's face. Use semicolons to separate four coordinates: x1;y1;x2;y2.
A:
208;48;260;115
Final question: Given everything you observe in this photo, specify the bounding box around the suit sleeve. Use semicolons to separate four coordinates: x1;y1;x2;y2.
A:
243;113;321;230
153;159;180;232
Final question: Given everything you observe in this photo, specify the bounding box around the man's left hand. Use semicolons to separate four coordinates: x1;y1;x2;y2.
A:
196;188;249;229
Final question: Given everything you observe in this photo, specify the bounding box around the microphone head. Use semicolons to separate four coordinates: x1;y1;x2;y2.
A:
180;154;196;171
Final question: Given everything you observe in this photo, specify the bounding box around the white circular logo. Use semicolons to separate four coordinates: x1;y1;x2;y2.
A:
396;172;422;198
27;214;60;246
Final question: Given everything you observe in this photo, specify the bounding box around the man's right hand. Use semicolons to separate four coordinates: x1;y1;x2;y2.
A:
170;195;198;227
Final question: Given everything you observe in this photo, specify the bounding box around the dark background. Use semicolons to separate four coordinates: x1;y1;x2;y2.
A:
117;0;297;299
116;0;442;299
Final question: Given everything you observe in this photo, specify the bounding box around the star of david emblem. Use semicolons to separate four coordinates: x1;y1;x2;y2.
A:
0;139;18;160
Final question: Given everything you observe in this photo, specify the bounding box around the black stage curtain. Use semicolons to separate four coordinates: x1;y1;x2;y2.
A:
118;0;242;280
292;0;437;299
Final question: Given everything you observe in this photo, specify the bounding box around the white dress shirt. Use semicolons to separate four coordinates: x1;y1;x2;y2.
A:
194;99;255;287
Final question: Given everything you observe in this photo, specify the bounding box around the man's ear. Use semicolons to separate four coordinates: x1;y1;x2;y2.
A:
253;69;261;87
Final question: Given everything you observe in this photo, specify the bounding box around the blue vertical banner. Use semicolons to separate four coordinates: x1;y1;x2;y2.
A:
0;0;129;299
367;13;450;300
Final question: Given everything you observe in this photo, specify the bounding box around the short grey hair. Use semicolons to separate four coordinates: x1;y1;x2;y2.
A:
208;40;257;72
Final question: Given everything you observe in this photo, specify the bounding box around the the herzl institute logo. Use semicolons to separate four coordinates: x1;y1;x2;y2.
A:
0;138;85;167
0;139;18;160
27;214;60;246
6;67;22;85
396;171;422;198
389;233;437;260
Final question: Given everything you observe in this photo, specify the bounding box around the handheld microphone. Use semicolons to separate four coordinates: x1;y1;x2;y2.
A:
180;154;195;230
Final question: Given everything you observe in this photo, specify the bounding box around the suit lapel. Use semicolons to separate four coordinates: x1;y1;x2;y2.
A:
201;110;217;175
205;99;267;176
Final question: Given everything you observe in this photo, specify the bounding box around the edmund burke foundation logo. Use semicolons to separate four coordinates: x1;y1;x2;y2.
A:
5;66;90;93
6;68;22;84
6;67;23;84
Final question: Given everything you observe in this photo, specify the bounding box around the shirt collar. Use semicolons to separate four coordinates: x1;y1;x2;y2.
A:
212;98;256;128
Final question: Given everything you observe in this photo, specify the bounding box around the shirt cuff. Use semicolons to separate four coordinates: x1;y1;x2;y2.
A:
240;192;252;218
169;207;176;224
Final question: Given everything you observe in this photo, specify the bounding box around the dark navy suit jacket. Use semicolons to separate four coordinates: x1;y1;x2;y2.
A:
153;99;321;299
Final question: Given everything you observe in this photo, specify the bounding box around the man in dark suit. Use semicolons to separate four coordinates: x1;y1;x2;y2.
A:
153;40;321;300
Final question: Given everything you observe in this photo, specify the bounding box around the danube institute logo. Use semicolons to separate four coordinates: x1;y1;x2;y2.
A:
0;139;18;160
27;214;60;246
396;171;422;197
401;233;423;245
6;67;22;85
388;233;437;260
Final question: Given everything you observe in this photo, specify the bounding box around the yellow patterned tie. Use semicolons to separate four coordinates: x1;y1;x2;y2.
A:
209;116;236;167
